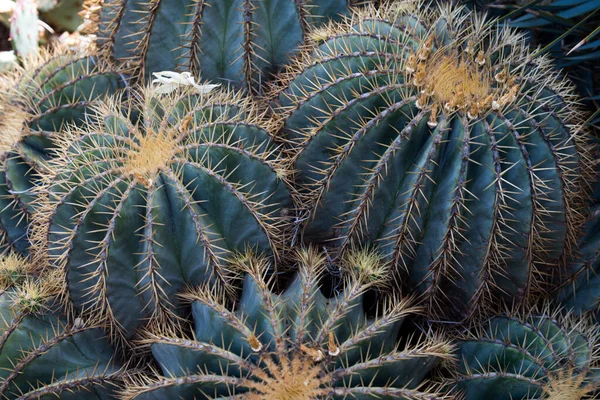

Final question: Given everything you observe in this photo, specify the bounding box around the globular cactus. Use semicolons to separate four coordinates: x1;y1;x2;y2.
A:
449;306;600;400
0;46;128;254
88;0;358;92
122;247;453;399
273;2;593;319
554;205;600;320
0;259;127;399
9;0;38;58
33;85;295;342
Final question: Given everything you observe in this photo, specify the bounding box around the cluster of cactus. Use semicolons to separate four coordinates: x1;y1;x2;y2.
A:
0;0;599;399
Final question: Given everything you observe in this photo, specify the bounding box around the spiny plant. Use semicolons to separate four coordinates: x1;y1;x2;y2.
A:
85;0;360;92
554;204;600;320
122;247;453;399
0;44;128;254
272;1;594;319
32;84;295;342
9;0;38;58
448;305;600;400
472;0;600;133
0;265;127;399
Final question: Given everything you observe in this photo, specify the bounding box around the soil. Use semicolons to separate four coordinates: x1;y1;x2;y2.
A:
0;23;11;52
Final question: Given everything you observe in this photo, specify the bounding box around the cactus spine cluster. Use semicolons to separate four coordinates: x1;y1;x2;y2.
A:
450;307;600;399
274;2;592;319
0;46;128;253
123;248;453;399
91;0;356;91
35;86;295;340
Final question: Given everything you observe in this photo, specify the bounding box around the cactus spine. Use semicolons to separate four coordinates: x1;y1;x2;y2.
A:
34;86;295;341
122;248;453;399
0;46;128;254
273;2;593;319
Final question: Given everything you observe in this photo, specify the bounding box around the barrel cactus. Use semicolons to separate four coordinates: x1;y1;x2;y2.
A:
449;307;600;399
90;0;358;92
554;205;600;320
0;266;127;399
0;45;128;254
273;2;593;319
122;247;453;399
33;85;295;341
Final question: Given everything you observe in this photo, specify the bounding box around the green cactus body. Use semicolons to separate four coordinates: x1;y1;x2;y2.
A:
37;87;294;341
451;309;600;399
39;0;84;32
0;49;128;254
122;248;453;399
554;205;600;320
274;3;592;319
95;0;355;91
0;278;126;399
9;0;38;58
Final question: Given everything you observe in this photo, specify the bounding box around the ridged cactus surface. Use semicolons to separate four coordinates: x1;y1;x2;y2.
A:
274;2;592;319
35;86;294;341
94;0;356;91
0;259;126;399
123;248;453;399
0;47;128;254
554;205;600;320
450;308;600;399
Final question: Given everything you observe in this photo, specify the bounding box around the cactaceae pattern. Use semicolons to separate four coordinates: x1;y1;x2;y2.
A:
89;0;358;92
33;86;295;341
554;205;600;320
273;1;593;319
122;247;453;399
449;306;600;400
0;270;127;399
0;45;128;254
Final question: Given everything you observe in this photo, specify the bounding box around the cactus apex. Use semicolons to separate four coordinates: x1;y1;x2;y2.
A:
0;252;35;289
123;248;454;399
270;0;597;319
